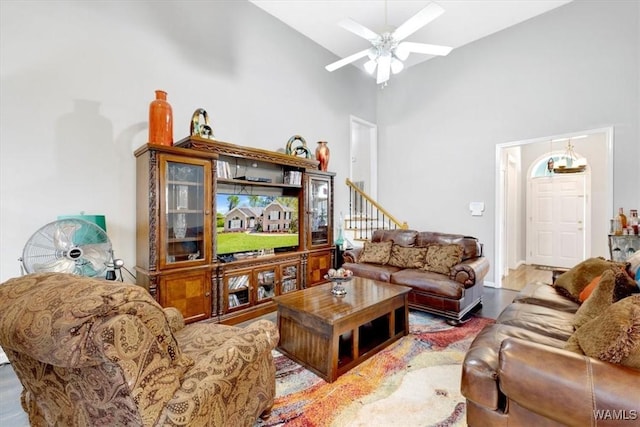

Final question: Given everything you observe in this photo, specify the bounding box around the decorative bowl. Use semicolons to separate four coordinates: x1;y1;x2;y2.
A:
324;275;352;296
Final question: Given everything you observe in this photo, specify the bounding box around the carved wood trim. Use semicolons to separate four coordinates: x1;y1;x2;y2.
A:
148;150;158;271
176;136;320;170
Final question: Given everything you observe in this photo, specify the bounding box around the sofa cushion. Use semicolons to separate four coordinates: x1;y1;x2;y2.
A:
387;245;427;269
423;244;463;275
416;232;481;260
341;262;399;282
553;257;626;302
390;269;463;299
496;303;575;341
358;240;393;264
569;295;640;369
513;282;580;313
572;269;638;329
371;229;418;247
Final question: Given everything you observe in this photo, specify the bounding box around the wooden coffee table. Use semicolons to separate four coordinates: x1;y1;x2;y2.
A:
273;277;411;382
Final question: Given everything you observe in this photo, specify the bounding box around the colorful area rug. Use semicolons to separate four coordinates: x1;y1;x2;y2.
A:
256;312;494;427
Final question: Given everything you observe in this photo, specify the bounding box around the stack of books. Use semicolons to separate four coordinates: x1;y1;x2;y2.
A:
216;160;233;179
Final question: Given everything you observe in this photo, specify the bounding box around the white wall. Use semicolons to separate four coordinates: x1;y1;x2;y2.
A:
0;0;376;282
377;0;639;285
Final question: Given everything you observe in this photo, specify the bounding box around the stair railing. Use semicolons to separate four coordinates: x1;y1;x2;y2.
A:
345;178;408;241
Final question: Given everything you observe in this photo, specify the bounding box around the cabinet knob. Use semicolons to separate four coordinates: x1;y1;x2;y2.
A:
205;292;210;297
205;210;211;215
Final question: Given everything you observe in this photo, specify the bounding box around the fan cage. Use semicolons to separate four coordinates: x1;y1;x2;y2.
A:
21;218;113;278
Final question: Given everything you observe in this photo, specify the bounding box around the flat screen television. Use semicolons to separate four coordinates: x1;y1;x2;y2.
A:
216;193;299;255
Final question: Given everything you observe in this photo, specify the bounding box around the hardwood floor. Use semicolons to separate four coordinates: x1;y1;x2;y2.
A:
501;264;553;291
0;285;520;425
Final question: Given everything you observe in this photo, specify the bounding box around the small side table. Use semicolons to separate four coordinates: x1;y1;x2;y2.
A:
608;234;640;262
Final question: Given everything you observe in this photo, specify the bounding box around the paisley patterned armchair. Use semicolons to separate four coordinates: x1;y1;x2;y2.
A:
0;273;278;426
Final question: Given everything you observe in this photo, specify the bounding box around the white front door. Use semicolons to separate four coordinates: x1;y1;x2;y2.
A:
527;174;587;268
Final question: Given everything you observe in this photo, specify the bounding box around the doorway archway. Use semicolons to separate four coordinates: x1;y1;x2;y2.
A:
494;127;613;288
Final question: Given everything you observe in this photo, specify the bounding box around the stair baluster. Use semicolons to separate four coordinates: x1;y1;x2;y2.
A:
344;178;408;243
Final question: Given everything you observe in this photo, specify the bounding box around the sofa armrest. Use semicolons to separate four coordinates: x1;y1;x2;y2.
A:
160;319;279;425
343;248;362;264
450;257;489;288
163;307;185;333
499;338;640;427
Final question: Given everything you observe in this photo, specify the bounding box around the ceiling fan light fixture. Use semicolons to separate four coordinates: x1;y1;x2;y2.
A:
390;57;404;74
364;59;377;74
325;1;452;85
394;45;410;61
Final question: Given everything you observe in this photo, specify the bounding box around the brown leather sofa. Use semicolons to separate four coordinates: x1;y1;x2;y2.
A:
461;281;640;426
342;229;489;323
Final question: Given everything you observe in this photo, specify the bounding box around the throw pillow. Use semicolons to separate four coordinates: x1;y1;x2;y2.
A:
572;269;638;330
388;245;427;269
570;295;640;369
563;334;584;355
358;240;393;265
578;275;601;303
554;257;627;303
423;244;463;275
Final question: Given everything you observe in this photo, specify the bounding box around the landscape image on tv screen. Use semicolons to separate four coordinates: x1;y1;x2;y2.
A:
216;193;299;255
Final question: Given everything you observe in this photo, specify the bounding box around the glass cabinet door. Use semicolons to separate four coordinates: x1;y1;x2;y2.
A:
226;271;251;311
308;175;332;247
280;263;299;294
160;155;211;268
255;267;276;303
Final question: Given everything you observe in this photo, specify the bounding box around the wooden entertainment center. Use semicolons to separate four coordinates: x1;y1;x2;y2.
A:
134;136;335;324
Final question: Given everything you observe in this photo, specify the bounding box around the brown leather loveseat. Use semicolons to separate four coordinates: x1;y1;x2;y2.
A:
461;259;640;426
342;229;489;323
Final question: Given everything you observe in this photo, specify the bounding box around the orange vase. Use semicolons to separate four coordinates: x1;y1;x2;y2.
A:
316;141;330;171
148;90;173;146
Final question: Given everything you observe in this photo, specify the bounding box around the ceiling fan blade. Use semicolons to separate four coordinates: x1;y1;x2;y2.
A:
397;41;452;57
339;18;380;42
376;53;391;85
325;49;370;72
392;3;445;42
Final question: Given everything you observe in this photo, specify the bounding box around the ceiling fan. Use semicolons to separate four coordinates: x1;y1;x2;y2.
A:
325;2;453;85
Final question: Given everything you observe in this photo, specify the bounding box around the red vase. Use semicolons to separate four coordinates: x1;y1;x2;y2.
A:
316;141;330;171
148;90;173;146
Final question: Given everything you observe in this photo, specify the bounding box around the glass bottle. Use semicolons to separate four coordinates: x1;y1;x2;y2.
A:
614;217;623;235
335;212;345;250
618;207;627;229
630;209;638;235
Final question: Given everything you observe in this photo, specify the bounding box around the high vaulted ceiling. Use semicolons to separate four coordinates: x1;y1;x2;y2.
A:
249;0;572;78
